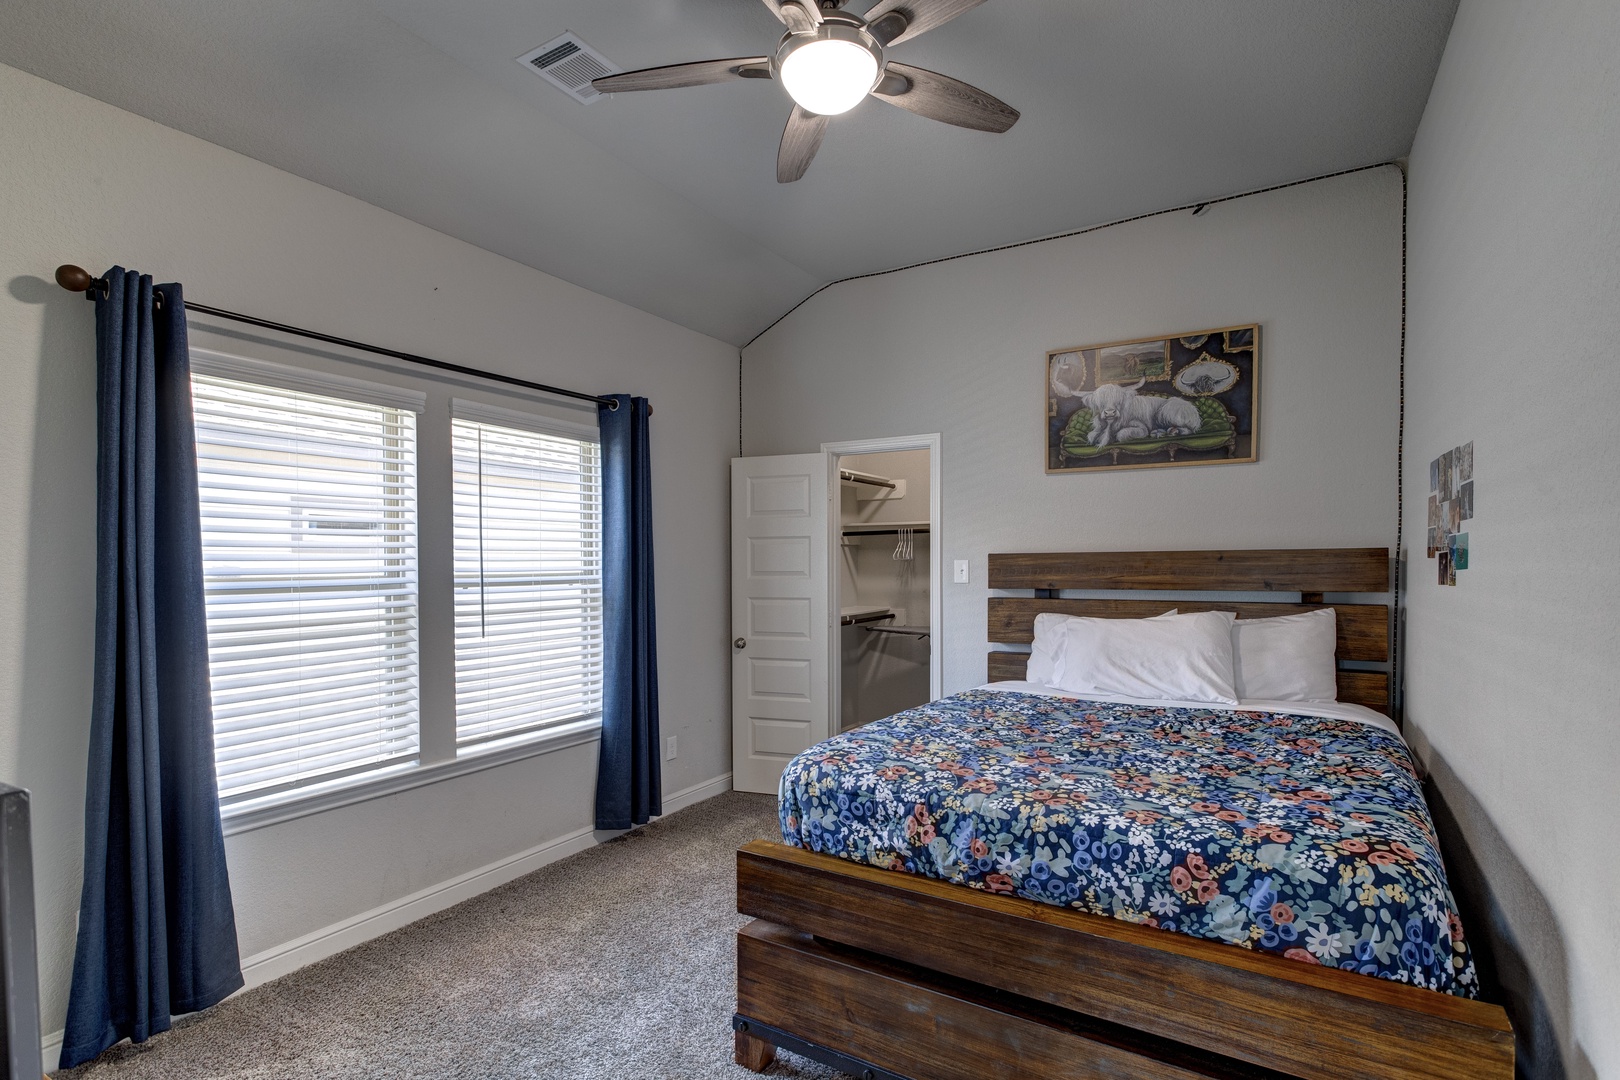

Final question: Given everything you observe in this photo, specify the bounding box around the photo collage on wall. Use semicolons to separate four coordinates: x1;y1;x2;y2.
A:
1427;441;1474;585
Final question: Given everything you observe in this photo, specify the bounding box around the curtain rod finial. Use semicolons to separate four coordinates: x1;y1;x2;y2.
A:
55;264;95;292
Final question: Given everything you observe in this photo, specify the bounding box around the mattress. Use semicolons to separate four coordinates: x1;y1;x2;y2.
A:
778;686;1479;997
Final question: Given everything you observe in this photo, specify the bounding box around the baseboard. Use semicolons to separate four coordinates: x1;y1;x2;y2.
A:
41;772;732;1075
660;770;734;815
43;1030;61;1075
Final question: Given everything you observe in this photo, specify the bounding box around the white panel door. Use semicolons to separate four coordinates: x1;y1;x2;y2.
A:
731;454;830;794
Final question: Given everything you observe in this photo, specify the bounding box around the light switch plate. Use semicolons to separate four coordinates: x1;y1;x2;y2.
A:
953;559;970;584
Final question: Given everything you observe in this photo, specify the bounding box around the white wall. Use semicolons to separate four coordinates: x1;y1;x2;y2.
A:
745;167;1404;692
1402;2;1620;1076
0;62;738;1066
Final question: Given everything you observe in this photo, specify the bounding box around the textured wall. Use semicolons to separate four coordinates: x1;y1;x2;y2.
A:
744;167;1405;693
1402;1;1620;1075
0;62;737;1056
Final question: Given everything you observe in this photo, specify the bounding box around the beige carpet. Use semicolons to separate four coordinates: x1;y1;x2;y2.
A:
56;791;847;1079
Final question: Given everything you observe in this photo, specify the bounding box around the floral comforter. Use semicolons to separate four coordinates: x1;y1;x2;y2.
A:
779;689;1478;996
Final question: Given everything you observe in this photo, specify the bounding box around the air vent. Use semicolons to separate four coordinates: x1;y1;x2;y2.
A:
516;32;620;104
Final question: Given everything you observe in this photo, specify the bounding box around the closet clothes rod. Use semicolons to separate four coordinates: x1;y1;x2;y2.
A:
839;469;896;490
53;264;624;411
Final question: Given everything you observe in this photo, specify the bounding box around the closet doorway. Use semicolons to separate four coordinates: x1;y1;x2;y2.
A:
729;435;940;793
825;435;942;735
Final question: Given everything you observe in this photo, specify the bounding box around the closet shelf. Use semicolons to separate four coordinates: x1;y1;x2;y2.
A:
840;606;893;626
841;521;930;535
863;624;930;640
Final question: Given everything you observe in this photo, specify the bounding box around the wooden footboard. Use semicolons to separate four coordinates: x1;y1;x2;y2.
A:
739;920;1291;1079
736;841;1513;1080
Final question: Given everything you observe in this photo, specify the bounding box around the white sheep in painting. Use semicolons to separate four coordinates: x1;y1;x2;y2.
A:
1081;379;1203;447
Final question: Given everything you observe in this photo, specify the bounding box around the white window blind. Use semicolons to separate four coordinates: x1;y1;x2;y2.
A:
452;416;603;747
193;374;420;806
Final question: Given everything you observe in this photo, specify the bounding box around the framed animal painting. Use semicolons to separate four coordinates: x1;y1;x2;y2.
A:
1046;324;1260;473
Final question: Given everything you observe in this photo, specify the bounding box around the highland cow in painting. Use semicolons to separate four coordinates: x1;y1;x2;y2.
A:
1080;379;1202;447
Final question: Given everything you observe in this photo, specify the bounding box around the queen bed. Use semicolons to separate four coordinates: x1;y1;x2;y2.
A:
733;548;1513;1080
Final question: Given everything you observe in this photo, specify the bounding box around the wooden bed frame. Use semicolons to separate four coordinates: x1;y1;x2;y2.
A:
733;548;1513;1079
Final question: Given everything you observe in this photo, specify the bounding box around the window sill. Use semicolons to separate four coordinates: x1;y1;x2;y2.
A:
220;718;603;837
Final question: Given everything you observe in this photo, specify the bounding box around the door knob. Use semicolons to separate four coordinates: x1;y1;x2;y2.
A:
733;637;746;650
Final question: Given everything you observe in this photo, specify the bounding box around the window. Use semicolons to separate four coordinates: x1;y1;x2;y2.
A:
190;356;605;820
193;373;419;806
452;412;603;747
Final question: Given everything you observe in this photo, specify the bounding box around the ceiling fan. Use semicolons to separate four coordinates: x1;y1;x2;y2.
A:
590;0;1019;183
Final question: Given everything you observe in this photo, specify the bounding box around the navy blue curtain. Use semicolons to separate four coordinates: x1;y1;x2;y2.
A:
61;269;242;1069
594;395;661;830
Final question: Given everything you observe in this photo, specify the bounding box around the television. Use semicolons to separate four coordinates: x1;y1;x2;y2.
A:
0;784;40;1079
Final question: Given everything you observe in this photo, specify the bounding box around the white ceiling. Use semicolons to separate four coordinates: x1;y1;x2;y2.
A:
0;0;1458;345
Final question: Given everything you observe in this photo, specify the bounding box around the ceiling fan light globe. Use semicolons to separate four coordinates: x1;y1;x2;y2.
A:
780;37;880;115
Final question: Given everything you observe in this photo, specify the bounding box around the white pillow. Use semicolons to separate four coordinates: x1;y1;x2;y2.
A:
1051;610;1239;704
1026;609;1176;687
1231;609;1339;702
1025;612;1068;686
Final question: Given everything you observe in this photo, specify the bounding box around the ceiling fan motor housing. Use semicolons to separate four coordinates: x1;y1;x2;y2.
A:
772;14;887;116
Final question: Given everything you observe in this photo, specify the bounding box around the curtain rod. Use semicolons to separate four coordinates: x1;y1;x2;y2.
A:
54;265;621;411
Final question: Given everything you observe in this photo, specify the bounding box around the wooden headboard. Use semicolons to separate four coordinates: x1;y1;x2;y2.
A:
986;548;1392;713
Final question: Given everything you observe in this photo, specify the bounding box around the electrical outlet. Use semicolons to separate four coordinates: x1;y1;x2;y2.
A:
665;735;677;760
953;559;970;584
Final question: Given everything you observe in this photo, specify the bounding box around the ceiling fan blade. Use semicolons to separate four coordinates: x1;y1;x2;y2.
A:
777;105;829;183
862;0;984;46
593;57;771;94
872;62;1019;132
761;0;819;32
